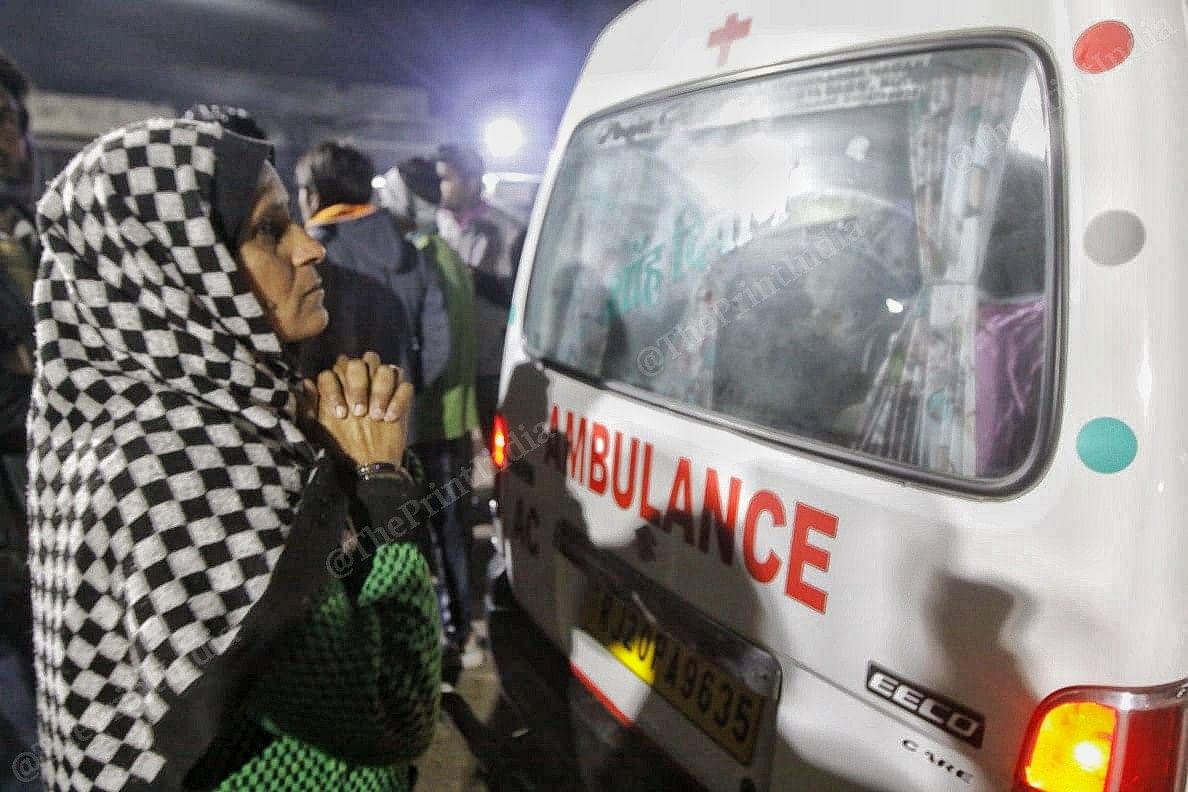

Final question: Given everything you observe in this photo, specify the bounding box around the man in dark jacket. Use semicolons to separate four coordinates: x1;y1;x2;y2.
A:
0;50;38;792
295;141;450;444
382;158;484;670
0;53;33;533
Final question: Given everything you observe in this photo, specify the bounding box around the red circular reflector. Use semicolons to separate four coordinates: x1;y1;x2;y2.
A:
1074;20;1134;73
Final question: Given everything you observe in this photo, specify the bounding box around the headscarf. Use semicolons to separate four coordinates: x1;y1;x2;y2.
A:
375;158;439;233
28;118;330;790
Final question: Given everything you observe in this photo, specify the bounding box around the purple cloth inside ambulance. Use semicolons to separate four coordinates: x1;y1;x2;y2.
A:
975;299;1044;478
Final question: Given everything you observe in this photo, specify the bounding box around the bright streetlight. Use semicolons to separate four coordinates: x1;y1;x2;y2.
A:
484;117;524;159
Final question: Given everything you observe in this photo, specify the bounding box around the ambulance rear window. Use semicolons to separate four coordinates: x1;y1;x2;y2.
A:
524;46;1055;485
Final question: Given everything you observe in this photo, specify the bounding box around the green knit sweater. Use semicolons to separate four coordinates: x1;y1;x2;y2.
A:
194;541;441;791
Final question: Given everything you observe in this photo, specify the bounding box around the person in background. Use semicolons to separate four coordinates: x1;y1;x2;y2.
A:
434;144;524;450
297;142;450;444
30;117;439;791
382;157;482;671
0;50;37;792
378;156;438;234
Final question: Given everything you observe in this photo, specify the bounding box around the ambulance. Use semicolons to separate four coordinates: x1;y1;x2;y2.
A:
486;1;1188;790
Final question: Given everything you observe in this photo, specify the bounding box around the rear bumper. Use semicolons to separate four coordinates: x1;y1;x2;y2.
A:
486;566;710;792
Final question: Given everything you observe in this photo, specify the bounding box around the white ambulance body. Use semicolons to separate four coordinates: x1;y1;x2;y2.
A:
489;1;1188;790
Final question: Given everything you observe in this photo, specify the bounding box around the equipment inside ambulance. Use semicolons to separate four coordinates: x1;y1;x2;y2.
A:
486;3;1188;791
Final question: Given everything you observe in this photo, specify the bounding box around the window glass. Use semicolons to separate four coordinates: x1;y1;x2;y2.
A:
524;48;1052;481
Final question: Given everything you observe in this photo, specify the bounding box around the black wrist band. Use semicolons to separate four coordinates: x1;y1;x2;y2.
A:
355;462;409;482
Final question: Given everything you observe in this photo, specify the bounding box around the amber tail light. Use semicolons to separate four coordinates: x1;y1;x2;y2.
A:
1015;679;1187;792
491;412;510;470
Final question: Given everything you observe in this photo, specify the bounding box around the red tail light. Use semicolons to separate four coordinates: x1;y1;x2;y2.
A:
1015;679;1187;792
491;412;510;470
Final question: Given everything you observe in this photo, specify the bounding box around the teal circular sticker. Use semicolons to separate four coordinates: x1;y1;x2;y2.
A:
1077;417;1137;473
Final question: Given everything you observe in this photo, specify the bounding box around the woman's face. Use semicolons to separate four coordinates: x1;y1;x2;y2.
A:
236;163;328;342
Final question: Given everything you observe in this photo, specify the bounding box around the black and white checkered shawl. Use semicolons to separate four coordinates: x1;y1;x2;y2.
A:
27;118;330;790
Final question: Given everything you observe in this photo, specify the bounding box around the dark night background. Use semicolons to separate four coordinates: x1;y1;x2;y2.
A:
0;0;637;172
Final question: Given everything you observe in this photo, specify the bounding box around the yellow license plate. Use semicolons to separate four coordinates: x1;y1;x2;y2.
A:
579;581;766;765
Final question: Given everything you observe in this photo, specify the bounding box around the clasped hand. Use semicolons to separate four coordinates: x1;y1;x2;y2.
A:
298;351;413;467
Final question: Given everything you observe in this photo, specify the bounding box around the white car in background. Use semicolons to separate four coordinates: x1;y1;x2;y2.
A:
482;170;542;225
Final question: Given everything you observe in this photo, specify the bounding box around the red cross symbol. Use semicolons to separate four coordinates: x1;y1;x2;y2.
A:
707;12;752;67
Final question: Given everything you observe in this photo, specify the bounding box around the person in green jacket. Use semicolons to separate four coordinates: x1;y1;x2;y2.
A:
382;157;484;671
